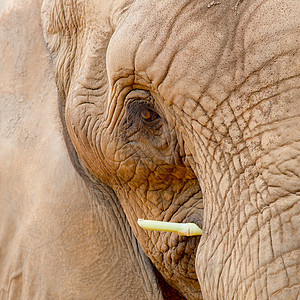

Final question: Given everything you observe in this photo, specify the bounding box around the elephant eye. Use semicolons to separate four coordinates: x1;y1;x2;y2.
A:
140;108;160;122
123;90;162;131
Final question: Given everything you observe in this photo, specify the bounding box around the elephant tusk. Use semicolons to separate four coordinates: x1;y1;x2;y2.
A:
137;219;202;236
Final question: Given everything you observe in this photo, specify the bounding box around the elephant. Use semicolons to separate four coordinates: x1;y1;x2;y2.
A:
1;0;299;299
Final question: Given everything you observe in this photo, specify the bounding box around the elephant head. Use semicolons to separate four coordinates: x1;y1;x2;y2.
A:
41;0;300;298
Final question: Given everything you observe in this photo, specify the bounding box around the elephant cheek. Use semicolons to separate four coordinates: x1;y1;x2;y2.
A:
64;102;105;181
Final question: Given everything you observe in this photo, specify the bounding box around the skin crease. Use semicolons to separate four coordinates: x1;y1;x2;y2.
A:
104;1;300;298
1;0;299;299
41;0;300;298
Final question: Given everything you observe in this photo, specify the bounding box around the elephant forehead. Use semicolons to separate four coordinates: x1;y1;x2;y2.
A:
106;0;231;103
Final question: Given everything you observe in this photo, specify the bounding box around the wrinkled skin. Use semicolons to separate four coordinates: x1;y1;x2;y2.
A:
0;1;179;299
1;0;300;299
41;0;204;297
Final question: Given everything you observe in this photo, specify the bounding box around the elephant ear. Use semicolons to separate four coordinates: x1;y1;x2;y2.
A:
0;0;164;298
41;0;86;95
41;0;135;182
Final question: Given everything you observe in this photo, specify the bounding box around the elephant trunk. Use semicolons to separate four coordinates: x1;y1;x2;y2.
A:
178;56;300;299
158;2;300;297
194;135;300;299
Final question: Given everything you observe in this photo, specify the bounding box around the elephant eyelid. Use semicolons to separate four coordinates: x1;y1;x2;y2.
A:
122;100;162;132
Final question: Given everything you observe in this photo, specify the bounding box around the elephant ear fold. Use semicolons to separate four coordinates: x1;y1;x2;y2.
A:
41;0;86;95
41;0;85;44
41;0;132;98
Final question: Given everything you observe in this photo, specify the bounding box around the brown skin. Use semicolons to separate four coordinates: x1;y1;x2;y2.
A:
106;0;300;298
1;0;299;299
42;0;300;298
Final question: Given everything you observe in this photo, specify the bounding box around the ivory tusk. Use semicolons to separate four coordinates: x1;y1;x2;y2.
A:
137;219;202;236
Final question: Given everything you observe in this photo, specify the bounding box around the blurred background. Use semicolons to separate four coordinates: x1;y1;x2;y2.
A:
0;0;10;14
